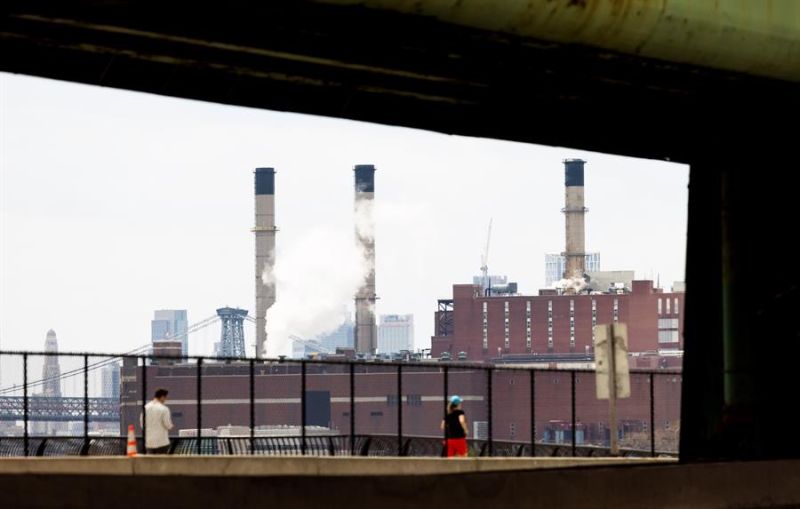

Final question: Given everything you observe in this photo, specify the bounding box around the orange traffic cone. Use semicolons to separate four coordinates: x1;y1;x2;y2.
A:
126;424;137;457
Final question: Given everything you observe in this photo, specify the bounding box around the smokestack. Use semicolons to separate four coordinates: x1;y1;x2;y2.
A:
254;167;276;358
354;164;377;355
562;159;588;283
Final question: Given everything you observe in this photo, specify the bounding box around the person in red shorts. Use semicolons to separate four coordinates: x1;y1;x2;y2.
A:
441;395;469;457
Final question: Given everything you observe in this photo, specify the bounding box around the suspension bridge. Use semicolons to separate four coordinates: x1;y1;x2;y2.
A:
0;312;328;422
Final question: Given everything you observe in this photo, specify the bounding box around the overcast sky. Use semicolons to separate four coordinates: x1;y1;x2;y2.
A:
0;72;689;359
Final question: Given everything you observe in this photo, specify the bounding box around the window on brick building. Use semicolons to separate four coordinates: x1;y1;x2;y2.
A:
569;299;575;350
482;301;489;349
547;301;554;349
526;301;532;349
504;301;510;349
658;318;680;343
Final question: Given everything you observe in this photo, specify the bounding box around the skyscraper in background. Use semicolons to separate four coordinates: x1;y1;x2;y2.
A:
101;362;120;399
291;311;354;358
42;329;61;397
33;330;66;435
151;310;189;356
377;314;414;354
318;312;355;353
545;253;601;287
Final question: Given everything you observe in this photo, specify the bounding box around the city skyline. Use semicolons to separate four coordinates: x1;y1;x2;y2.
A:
0;72;689;357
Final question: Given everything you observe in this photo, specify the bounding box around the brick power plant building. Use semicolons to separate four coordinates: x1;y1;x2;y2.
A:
433;159;684;368
431;280;684;367
120;361;681;448
121;161;682;449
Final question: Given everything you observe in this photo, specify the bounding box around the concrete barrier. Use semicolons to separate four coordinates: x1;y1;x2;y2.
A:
1;456;799;508
0;455;668;477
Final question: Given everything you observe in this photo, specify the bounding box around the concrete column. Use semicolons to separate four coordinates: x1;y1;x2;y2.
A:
681;141;800;461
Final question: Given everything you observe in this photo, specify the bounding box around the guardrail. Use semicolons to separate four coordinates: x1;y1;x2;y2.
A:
0;435;675;458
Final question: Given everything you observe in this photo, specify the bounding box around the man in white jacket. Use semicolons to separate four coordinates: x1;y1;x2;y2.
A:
141;388;174;454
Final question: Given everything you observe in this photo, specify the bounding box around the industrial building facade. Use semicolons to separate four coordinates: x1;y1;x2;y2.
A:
432;280;684;363
120;361;681;449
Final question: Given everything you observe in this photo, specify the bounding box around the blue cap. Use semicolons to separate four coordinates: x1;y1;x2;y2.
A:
449;395;463;405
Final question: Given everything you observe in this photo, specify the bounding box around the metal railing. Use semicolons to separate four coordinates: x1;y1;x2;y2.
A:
0;435;673;458
0;350;682;458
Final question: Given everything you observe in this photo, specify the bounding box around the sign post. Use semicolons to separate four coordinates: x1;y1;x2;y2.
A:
595;323;630;455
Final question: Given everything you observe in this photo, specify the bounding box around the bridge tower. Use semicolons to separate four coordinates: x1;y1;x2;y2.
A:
216;307;248;358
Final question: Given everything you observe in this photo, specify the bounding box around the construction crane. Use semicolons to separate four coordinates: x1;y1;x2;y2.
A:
479;218;493;296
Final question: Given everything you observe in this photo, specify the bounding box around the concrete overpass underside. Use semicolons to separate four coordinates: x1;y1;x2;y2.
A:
3;1;800;464
2;1;798;163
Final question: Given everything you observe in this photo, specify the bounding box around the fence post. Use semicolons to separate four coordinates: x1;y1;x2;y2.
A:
301;360;306;456
487;367;493;457
83;354;89;455
530;369;536;457
571;370;577;457
250;358;255;456
650;373;656;457
196;357;203;455
23;353;28;457
141;356;147;455
442;365;449;457
397;364;403;456
349;362;355;456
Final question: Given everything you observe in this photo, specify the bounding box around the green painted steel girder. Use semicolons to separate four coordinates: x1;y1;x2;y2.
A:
320;0;800;82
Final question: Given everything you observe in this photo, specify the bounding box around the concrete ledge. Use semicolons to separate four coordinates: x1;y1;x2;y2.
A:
2;457;800;508
0;456;670;477
3;457;800;508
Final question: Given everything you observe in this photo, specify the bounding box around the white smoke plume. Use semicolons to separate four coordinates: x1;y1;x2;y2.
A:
553;276;588;294
263;199;375;357
354;199;375;245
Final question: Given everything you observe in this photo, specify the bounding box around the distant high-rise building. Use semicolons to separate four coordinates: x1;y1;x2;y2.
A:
319;314;355;353
291;311;354;358
471;275;518;296
472;275;508;287
101;362;120;399
34;330;66;436
151;310;189;356
378;314;414;354
42;329;61;397
545;253;601;287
